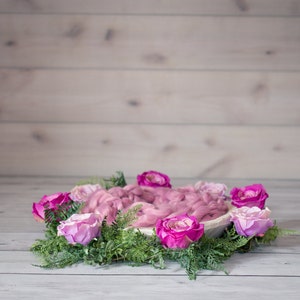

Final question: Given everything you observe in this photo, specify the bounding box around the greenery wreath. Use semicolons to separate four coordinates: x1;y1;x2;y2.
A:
31;171;293;280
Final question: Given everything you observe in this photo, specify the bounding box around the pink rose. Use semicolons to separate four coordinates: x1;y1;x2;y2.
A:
230;184;269;209
195;181;227;198
137;170;172;188
57;213;101;246
70;184;102;202
32;192;71;222
156;214;204;249
230;206;274;237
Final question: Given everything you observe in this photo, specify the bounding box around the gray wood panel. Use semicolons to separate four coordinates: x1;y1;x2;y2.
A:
0;0;300;16
1;69;299;125
1;123;299;178
1;15;300;70
0;2;299;179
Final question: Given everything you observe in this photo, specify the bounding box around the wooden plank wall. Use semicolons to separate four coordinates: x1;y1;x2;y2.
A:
0;0;300;180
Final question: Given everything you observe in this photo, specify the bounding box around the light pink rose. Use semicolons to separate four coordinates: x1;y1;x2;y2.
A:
156;214;204;249
70;184;102;202
230;184;269;209
137;170;172;188
195;181;227;198
57;213;101;246
32;192;71;222
230;206;274;237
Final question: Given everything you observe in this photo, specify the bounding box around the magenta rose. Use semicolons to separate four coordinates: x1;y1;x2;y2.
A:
137;170;172;188
230;206;274;237
32;192;71;222
57;213;101;246
230;184;269;209
156;214;204;249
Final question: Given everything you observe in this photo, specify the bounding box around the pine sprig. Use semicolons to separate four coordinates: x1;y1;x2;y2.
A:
31;235;84;268
44;200;83;228
114;204;142;229
31;220;281;279
76;171;127;189
165;227;251;279
100;171;127;189
237;225;299;252
76;176;103;186
85;206;165;267
31;172;295;279
31;202;287;280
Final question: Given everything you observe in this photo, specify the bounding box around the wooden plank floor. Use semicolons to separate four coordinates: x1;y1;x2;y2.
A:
0;176;299;299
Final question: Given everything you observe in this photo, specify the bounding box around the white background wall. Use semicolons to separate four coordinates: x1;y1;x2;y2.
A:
0;0;299;180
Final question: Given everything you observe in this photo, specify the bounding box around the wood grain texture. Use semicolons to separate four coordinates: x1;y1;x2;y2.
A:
0;0;300;16
1;69;300;125
0;1;299;181
0;14;300;70
0;123;299;178
0;1;299;298
1;250;300;276
0;274;299;300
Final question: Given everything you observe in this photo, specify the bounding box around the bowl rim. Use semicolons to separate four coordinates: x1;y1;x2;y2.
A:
134;201;234;236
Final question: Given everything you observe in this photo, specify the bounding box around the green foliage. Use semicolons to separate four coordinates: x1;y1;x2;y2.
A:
76;176;104;186
31;206;165;270
31;172;295;279
237;225;299;252
32;205;283;280
166;226;251;279
76;171;127;189
31;200;85;268
44;200;83;228
100;171;127;189
264;225;298;240
31;198;287;280
76;205;165;268
31;235;84;268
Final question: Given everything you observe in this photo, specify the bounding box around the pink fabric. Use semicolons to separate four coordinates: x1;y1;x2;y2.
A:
81;182;229;228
